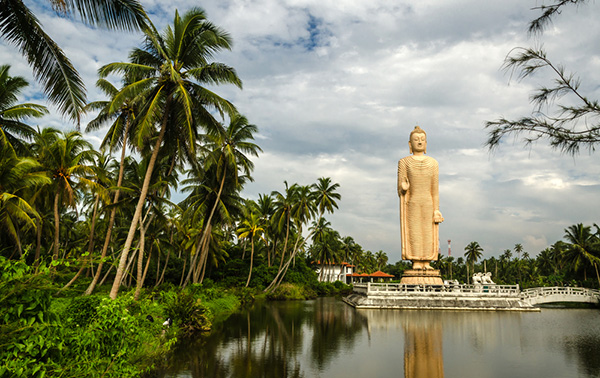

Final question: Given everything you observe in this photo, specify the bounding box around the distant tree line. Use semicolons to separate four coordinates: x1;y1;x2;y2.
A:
384;223;600;289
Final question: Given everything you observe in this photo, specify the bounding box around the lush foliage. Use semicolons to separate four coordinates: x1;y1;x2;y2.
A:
429;225;600;288
0;257;175;377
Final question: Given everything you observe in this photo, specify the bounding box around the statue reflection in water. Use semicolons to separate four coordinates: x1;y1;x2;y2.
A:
403;312;444;378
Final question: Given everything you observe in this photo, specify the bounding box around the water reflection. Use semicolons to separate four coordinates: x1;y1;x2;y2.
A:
159;299;600;378
160;299;367;378
402;312;443;378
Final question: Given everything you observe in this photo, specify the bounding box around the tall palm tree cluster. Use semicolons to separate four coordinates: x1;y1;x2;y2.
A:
0;6;275;299
229;178;389;291
429;224;600;288
1;4;381;299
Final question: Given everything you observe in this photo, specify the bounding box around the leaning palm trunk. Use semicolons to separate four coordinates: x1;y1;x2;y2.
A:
194;225;212;284
53;191;60;261
178;255;187;286
245;236;255;287
277;215;291;273
34;217;43;270
140;248;152;290
85;123;130;295
134;217;145;300
59;194;100;292
155;249;170;287
120;244;139;287
183;167;227;287
338;264;345;282
109;110;169;300
265;226;313;293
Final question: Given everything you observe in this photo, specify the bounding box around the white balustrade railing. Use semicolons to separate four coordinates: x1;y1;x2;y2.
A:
520;286;600;299
352;282;521;296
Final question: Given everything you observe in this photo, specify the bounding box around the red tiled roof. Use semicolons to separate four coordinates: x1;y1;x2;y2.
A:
347;271;394;278
371;270;395;278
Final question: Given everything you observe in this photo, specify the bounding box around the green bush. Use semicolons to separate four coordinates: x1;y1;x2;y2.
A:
311;281;336;296
266;283;314;300
0;257;173;378
232;287;256;306
64;295;102;327
333;281;353;295
162;290;211;336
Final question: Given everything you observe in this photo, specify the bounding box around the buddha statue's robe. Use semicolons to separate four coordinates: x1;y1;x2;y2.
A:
398;155;440;261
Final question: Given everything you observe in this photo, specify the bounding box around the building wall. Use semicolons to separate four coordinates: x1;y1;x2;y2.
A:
315;264;353;283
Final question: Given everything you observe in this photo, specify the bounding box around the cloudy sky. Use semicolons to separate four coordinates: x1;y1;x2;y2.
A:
2;0;599;263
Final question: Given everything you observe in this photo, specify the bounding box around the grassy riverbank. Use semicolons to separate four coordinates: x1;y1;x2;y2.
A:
0;255;354;377
0;257;245;377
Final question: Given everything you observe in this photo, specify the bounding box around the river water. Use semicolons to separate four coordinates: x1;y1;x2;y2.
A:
159;298;600;378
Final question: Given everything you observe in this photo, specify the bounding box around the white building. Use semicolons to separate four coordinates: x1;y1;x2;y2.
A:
314;262;355;284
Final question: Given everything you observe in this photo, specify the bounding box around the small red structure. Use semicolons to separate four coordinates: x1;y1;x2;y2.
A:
347;271;394;283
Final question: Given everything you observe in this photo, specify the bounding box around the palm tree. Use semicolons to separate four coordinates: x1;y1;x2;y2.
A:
363;250;376;273
271;182;297;272
514;243;524;283
265;184;316;292
237;212;265;287
375;250;388;270
289;185;316;254
60;151;112;291
0;0;148;121
256;193;276;266
195;114;261;277
464;241;483;283
31;128;97;261
338;236;355;280
84;78;139;295
309;217;336;280
0;145;51;256
563;223;600;285
311;177;341;220
179;114;259;286
501;249;512;261
104;8;242;299
0;65;48;153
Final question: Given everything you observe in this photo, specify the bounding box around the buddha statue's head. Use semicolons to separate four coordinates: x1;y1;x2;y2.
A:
409;126;427;154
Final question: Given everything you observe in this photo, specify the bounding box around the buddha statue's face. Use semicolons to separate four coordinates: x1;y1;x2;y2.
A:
409;132;427;154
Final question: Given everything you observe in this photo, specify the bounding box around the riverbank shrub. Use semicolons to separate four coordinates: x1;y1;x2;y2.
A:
163;290;211;336
266;283;316;300
0;257;175;377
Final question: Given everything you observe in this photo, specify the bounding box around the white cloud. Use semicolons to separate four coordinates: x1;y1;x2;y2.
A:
2;0;599;263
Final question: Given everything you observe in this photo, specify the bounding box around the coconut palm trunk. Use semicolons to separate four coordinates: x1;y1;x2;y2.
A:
183;166;227;287
134;217;145;300
156;249;170;287
245;235;255;287
53;191;60;261
277;214;291;272
59;193;100;292
194;224;212;284
34;217;42;269
109;105;169;300
85;121;130;295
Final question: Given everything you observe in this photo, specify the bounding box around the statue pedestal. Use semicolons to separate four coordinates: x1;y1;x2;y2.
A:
400;269;443;285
